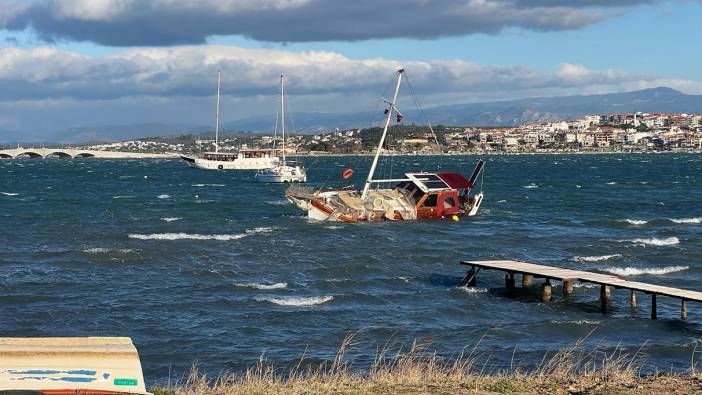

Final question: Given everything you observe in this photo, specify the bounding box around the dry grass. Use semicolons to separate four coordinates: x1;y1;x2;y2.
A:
154;332;702;394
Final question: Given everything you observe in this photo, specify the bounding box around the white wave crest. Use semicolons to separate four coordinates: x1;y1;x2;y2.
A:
83;248;134;254
606;182;617;185
161;217;182;222
265;199;289;205
551;320;600;325
457;286;488;293
622;219;648;225
1;192;19;196
257;296;333;306
112;195;134;199
668;217;702;224
158;194;171;199
128;227;272;241
192;184;225;187
604;266;689;276
236;282;288;290
628;237;680;246
572;254;622;263
129;232;247;241
523;184;538;189
573;283;599;289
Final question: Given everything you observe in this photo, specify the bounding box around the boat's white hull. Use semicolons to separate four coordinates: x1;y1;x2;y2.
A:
255;165;307;183
181;155;279;170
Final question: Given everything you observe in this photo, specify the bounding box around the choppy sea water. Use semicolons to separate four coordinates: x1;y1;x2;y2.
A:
1;153;701;383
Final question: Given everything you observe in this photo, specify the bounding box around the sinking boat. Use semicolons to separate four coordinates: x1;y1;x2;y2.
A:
181;71;280;170
286;69;485;222
255;74;307;183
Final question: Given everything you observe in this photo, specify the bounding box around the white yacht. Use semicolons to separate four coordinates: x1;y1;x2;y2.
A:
181;71;280;170
255;74;307;183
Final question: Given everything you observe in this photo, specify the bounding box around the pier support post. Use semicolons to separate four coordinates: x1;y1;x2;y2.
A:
505;273;515;293
682;300;687;321
630;290;637;312
651;294;657;320
522;274;533;288
563;280;573;296
600;285;610;314
541;280;552;302
459;267;477;287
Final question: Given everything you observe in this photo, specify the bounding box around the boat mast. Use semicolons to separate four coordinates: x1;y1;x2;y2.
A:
361;68;403;200
280;74;286;163
215;71;221;153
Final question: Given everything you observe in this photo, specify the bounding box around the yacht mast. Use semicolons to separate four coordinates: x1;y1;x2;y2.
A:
280;74;286;163
361;68;403;200
215;71;221;153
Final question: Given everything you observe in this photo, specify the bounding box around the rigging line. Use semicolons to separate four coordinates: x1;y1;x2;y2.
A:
404;71;441;150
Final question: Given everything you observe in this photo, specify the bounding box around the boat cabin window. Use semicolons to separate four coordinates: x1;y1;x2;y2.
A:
412;188;425;204
421;193;438;207
443;196;456;209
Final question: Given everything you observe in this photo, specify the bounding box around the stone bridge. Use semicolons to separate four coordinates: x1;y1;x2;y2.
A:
0;148;177;159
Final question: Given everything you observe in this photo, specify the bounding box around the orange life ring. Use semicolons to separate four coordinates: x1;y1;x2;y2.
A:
341;168;353;180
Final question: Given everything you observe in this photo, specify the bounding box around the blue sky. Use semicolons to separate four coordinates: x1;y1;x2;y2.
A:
0;0;700;139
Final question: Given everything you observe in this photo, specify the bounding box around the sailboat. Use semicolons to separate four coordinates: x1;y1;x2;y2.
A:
285;68;485;222
180;71;280;170
255;74;307;183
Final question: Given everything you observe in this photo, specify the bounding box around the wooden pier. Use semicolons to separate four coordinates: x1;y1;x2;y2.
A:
460;260;702;320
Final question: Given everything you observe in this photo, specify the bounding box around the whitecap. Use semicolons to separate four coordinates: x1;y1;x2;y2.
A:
161;217;182;222
128;232;248;241
325;225;343;230
572;254;622;263
551;320;600;325
128;227;272;241
576;185;582;188
668;217;702;224
627;237;680;246
113;195;135;199
523;184;538;189
236;282;288;290
497;199;507;203
192;184;225;187
256;296;333;306
265;199;289;205
457;286;488;293
1;192;19;196
573;283;599;289
606;182;617;185
603;266;689;276
83;247;135;254
622;219;648;225
158;194;171;199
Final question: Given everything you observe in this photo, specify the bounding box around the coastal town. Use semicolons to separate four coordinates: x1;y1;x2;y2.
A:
60;111;702;155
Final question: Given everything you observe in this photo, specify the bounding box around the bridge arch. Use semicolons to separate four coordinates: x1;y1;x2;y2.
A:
46;151;73;158
16;151;43;158
0;153;12;159
74;153;95;158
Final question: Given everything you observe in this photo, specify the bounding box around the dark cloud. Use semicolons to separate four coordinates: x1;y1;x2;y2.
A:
0;0;664;46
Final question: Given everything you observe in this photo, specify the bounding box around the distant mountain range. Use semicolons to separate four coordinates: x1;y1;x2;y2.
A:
3;87;700;144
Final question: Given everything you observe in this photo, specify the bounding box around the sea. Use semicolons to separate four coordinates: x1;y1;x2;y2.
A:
1;153;701;383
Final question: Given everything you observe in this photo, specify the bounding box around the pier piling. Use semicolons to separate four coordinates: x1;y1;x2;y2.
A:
563;280;574;296
522;274;533;287
542;280;552;302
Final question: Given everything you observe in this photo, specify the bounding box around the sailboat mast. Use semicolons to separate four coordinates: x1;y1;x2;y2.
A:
361;69;403;200
215;71;221;153
280;74;286;163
